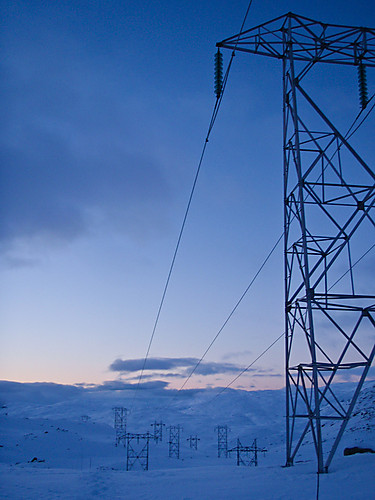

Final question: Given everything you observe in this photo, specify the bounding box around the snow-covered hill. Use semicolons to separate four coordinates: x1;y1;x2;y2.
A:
0;380;374;499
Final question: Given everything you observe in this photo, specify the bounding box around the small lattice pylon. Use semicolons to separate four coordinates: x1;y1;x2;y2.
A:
215;425;229;458
113;407;127;446
150;421;165;443
228;438;267;466
187;435;200;450
168;425;183;459
125;432;151;471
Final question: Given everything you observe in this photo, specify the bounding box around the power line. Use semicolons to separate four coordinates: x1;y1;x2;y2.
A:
328;242;375;291
174;233;283;394
130;1;255;407
212;331;285;399
130;1;256;409
345;92;375;141
200;241;375;406
167;60;375;405
151;17;375;424
165;99;374;399
134;4;373;411
169;10;374;401
130;108;217;408
155;216;374;414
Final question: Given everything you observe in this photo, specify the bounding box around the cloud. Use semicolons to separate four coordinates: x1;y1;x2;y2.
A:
1;12;172;260
194;361;246;376
110;357;196;372
109;356;246;378
108;357;284;391
1;120;170;248
124;372;188;382
334;365;375;383
222;350;253;361
89;380;169;391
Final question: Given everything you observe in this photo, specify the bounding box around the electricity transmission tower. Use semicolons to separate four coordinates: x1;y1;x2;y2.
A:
229;438;267;466
168;425;183;458
217;13;375;473
113;407;128;446
125;433;151;471
187;435;200;450
215;425;229;458
150;421;165;443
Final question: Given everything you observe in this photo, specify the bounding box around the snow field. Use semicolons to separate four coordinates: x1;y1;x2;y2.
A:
1;381;374;499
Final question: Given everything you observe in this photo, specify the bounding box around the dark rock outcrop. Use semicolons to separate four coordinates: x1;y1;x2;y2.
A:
344;446;375;456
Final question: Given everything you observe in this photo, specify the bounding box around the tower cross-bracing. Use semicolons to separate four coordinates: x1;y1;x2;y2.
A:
113;407;128;446
151;421;165;443
125;433;151;471
168;425;183;459
217;12;375;473
215;425;229;458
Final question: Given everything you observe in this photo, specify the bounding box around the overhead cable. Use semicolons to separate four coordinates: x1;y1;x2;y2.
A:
200;240;375;406
160;17;375;408
170;232;283;398
130;1;255;407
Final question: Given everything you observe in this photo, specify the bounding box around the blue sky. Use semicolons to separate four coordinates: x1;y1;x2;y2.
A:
1;0;374;390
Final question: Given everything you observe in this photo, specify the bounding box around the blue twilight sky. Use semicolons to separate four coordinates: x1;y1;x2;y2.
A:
1;0;374;390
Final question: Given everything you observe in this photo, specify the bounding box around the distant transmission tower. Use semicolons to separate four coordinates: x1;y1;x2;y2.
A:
187;435;200;450
113;407;128;446
150;421;165;443
229;438;267;466
125;433;151;471
217;13;375;473
215;425;229;458
168;425;183;458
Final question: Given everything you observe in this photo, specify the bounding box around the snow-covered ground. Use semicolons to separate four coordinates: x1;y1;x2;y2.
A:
1;380;374;499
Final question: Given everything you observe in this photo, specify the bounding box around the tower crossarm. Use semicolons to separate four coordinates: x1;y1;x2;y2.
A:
217;12;375;67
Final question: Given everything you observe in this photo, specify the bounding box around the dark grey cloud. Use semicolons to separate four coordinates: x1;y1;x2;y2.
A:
194;361;246;376
110;357;196;372
109;357;245;377
124;372;188;382
1;5;172;259
1;138;169;244
89;380;169;392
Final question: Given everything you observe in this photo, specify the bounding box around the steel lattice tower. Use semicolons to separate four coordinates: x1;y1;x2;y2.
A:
228;438;267;466
187;435;200;450
150;421;165;443
217;13;375;473
125;433;151;471
168;425;183;458
113;407;128;446
215;425;229;458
